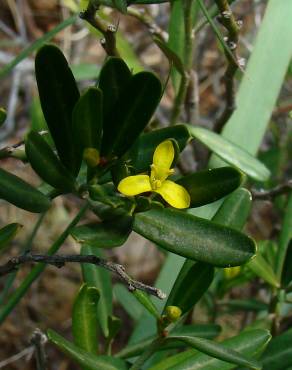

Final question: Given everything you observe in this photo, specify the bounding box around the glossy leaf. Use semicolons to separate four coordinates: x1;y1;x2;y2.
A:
133;208;256;267
35;44;80;175
72;284;100;355
164;260;214;314
0;167;51;213
187;126;270;182
117;324;221;360
129;125;190;173
150;329;271;370
47;329;127;370
98;57;132;155
0;223;22;253
81;245;112;337
100;69;162;158
71;215;132;248
261;328;292;370
177;167;243;208
165;335;262;369
25;131;76;192
72;87;103;164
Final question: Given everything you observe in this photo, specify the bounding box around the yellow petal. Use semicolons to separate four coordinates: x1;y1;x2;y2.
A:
155;180;190;209
153;140;174;172
118;175;151;196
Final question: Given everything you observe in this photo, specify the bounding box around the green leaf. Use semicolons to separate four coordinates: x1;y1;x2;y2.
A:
132;290;160;319
261;328;292;370
165;335;262;369
211;188;252;230
154;37;185;77
98;57;132;155
107;315;122;343
165;260;214;314
116;324;221;359
71;215;132;248
0;167;51;213
218;299;268;313
100;69;162;158
81;245;112;337
0;223;22;253
72;87;103;163
72;284;100;356
29;96;53;145
276;194;292;281
150;329;271;370
0;16;77;79
247;253;280;288
177;167;243;208
35;44;80;175
128;125;190;173
25;131;76;192
0;107;7;126
47;329;128;370
187;126;270;182
114;284;143;321
133;208;256;267
281;241;292;287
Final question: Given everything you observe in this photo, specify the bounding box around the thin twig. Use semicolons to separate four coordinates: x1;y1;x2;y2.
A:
213;0;241;133
79;1;119;56
0;254;166;299
251;180;292;200
30;329;48;370
127;7;167;41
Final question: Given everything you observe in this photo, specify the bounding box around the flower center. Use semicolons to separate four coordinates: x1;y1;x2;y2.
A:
152;179;162;190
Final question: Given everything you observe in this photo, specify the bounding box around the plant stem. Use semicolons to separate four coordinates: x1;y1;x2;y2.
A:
170;0;195;125
130;337;165;370
0;203;88;325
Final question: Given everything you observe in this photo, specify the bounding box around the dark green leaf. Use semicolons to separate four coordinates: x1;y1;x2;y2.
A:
101;70;162;158
247;253;280;288
72;284;100;355
0;223;22;253
25;131;76;192
71;215;132;248
262;328;292;370
218;299;268;312
165;335;262;369
98;57;132;155
35;44;80;175
133;208;256;267
107;315;122;342
282;241;292;287
188;126;270;182
128;125;190;173
165;260;214;314
81;246;112;337
0;167;51;213
72;87;103;164
47;329;128;370
177;167;243;208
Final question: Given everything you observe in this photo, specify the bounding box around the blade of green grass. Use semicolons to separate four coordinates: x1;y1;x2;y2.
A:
0;15;77;79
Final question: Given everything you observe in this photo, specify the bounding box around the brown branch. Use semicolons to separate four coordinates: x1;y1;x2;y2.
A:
214;0;241;133
0;253;166;299
80;1;119;56
251;180;292;200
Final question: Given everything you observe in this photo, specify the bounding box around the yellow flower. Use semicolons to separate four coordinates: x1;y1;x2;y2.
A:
118;140;190;209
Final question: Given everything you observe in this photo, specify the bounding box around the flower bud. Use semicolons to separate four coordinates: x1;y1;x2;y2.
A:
165;305;182;322
83;148;100;168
